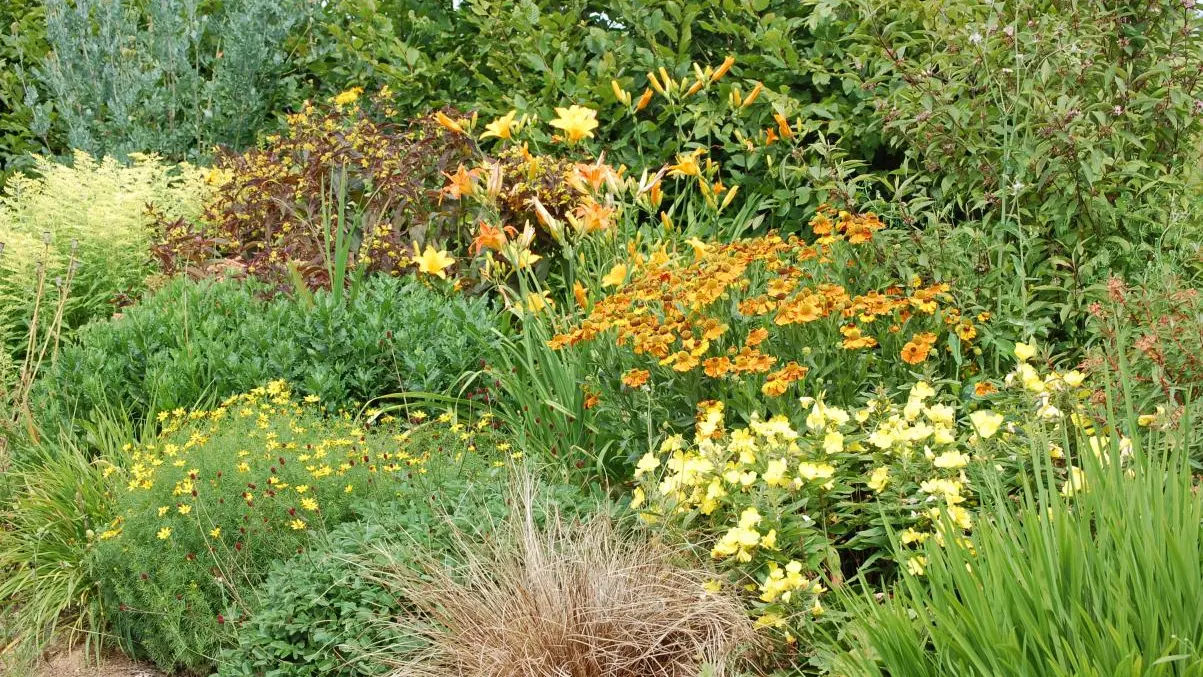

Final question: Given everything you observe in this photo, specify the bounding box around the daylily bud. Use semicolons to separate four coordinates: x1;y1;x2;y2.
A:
636;88;653;110
647;71;666;96
486;161;503;200
719;185;740;212
610;79;632;106
742;82;763;108
712;55;735;82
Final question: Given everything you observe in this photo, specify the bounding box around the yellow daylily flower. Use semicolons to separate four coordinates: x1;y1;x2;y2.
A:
549;105;598;143
480;110;517;140
411;242;455;279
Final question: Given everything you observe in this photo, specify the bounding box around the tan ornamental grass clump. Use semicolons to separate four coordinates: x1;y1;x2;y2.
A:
371;480;756;677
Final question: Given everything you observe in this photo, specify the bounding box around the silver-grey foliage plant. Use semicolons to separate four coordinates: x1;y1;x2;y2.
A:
38;0;311;160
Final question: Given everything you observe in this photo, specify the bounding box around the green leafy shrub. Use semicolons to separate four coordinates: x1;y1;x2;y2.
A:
32;274;496;442
216;522;413;677
0;152;208;362
217;470;598;677
831;415;1203;677
92;383;503;673
0;0;54;180
291;0;889;226
843;0;1203;340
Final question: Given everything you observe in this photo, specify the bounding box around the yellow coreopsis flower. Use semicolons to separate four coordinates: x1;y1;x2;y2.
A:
480;110;518;140
157;527;172;540
549;105;598;143
411;242;455;279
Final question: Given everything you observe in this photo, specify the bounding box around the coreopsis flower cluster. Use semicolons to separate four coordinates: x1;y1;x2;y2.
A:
107;381;494;550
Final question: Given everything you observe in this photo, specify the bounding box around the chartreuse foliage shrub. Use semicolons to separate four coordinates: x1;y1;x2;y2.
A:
32;274;496;442
629;343;1119;672
0;152;208;362
92;382;506;673
831;411;1203;677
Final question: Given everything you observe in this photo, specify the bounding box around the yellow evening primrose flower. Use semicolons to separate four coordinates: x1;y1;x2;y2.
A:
932;450;970;469
969;410;1004;438
822;430;844;454
601;263;628;288
1014;340;1037;362
797;462;836;482
702;579;723;595
634;452;661;478
1061;466;1086;496
867;466;890;492
480;109;518;140
548;105;598;143
930;505;973;530
911;381;936;400
906;555;927;576
157;527;172;540
1137;406;1164;427
759;529;777;549
411;242;455;279
762;458;790;487
629;486;646;509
